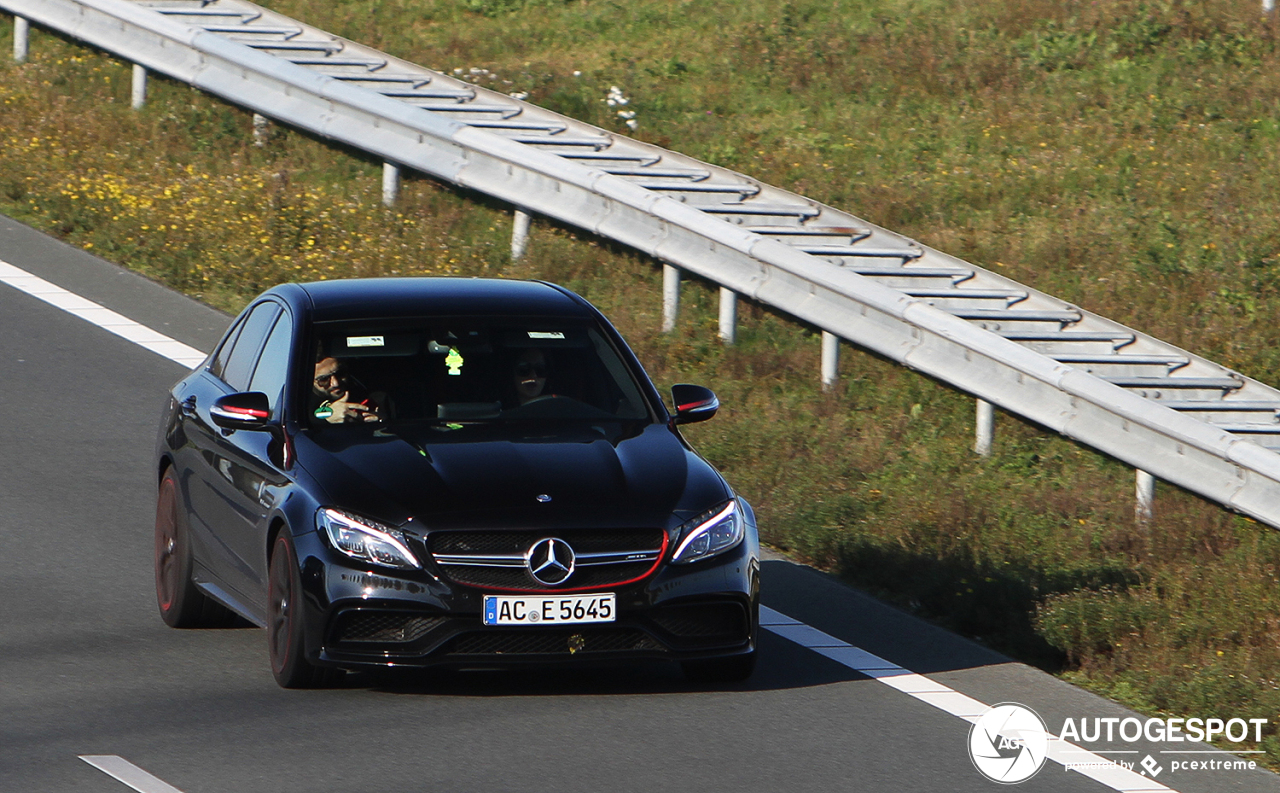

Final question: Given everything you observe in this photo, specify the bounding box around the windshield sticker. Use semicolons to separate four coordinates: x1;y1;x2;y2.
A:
446;347;464;376
528;331;565;339
347;335;385;348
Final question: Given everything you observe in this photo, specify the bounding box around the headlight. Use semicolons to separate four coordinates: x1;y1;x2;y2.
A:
317;508;420;570
672;500;743;564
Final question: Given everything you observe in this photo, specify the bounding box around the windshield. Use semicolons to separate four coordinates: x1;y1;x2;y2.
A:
304;317;653;426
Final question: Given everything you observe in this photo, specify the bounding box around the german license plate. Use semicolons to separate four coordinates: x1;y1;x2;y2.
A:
483;594;615;626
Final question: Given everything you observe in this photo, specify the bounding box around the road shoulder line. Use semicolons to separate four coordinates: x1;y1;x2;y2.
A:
762;605;1172;792
0;259;206;368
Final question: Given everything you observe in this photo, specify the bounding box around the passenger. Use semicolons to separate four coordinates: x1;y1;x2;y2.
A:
513;348;549;404
312;356;380;423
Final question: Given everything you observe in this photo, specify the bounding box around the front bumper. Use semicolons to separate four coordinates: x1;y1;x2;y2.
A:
293;530;759;670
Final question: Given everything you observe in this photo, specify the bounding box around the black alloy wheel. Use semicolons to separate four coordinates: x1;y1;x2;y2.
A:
267;534;340;688
155;468;233;628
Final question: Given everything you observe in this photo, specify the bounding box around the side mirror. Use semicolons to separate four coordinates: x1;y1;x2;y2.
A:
210;392;272;431
671;384;719;425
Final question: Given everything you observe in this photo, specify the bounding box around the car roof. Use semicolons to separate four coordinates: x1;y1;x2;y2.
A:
285;277;592;323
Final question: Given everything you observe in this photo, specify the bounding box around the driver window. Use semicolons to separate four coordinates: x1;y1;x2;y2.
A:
248;312;293;413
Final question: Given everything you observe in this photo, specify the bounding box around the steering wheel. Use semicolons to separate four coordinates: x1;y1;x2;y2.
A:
523;394;561;404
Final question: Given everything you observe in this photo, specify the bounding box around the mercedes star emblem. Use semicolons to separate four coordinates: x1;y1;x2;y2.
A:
526;537;575;586
536;494;552;503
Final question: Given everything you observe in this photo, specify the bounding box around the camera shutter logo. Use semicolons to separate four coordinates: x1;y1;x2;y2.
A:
968;703;1050;784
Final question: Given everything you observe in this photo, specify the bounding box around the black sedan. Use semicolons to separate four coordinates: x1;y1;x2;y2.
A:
154;277;759;687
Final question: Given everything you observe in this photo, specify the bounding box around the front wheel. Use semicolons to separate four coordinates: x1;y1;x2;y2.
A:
682;651;757;683
267;534;340;688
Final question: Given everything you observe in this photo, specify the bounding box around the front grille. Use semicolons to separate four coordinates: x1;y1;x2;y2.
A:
431;528;661;555
650;602;748;642
428;528;665;591
443;566;532;590
442;562;657;590
331;611;445;644
449;627;662;656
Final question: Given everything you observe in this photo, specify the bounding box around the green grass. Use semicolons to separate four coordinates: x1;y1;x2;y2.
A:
5;0;1280;763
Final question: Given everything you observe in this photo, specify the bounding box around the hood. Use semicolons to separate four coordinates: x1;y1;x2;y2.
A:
293;421;728;530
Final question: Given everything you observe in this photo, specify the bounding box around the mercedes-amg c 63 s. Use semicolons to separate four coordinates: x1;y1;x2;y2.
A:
154;278;759;687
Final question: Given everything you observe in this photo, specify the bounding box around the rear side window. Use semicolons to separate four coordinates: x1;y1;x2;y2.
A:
248;312;293;413
220;302;280;392
209;319;244;381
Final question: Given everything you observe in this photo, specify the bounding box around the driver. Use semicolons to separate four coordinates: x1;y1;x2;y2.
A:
513;348;549;404
312;356;380;423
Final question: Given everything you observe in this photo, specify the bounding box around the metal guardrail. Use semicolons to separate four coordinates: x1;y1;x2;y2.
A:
7;0;1280;528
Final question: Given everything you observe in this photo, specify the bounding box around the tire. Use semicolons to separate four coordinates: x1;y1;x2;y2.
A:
681;651;757;684
155;469;234;628
267;534;341;688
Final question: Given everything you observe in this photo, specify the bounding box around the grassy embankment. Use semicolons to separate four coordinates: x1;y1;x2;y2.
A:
5;0;1280;760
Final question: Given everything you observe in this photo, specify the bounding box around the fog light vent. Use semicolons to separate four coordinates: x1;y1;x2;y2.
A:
333;612;444;644
651;602;746;639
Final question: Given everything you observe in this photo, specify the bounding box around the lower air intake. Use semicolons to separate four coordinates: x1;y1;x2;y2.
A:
332;612;445;644
650;602;748;641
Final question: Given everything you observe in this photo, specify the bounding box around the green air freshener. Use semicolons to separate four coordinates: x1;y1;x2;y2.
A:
446;346;464;376
314;404;334;420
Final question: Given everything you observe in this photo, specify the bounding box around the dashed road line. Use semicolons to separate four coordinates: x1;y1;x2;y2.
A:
0;259;205;368
79;756;185;793
761;606;1174;792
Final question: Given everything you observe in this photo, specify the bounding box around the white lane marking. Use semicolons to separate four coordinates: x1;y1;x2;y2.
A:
0;259;206;368
79;756;185;793
761;606;1174;792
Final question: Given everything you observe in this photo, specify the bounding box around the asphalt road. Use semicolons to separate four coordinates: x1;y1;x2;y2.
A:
1;212;1276;793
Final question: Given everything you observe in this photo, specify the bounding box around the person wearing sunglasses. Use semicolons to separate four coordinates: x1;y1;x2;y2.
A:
512;348;551;405
311;356;381;424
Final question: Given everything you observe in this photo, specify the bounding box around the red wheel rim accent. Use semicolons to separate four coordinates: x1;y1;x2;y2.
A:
155;477;180;612
268;540;293;674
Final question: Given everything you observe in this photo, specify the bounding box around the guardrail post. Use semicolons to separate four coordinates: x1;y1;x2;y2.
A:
131;64;147;109
13;16;29;63
1135;469;1155;525
511;209;531;260
718;287;737;344
974;399;995;456
381;162;400;207
252;113;270;147
821;331;839;391
662;264;680;333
